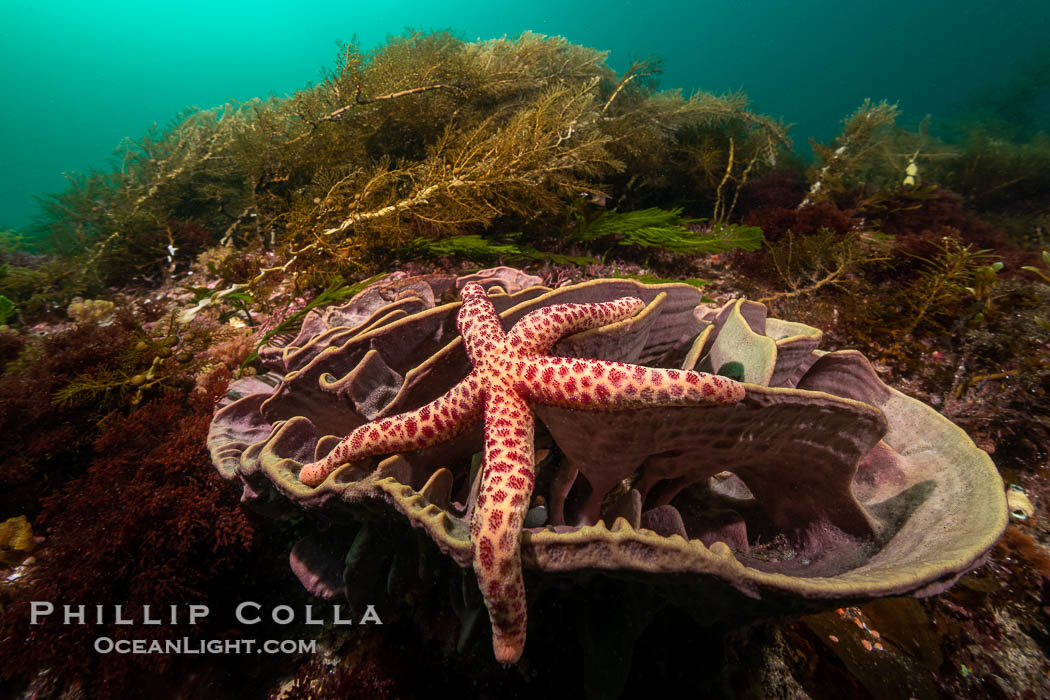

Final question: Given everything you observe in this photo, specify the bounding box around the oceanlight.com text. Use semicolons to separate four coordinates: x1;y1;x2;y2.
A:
94;637;317;655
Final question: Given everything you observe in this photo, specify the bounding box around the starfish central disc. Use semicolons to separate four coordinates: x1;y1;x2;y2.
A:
298;282;745;663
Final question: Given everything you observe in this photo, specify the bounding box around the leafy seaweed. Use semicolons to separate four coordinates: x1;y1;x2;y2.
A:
1022;250;1050;284
0;295;16;326
572;207;763;255
404;234;596;265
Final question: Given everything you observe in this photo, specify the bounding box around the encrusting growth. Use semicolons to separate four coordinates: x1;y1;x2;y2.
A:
298;283;744;663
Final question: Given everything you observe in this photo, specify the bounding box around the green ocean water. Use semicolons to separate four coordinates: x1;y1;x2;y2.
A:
1;0;1047;233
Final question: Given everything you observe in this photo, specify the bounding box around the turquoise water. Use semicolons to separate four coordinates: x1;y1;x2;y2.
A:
1;0;1047;232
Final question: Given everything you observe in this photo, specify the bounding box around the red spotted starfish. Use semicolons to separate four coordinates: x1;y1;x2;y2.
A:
299;282;744;663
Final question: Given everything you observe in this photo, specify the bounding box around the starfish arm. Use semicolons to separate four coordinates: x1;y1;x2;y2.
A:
458;283;510;365
506;297;645;355
298;282;746;665
470;389;535;665
518;356;746;409
298;376;484;486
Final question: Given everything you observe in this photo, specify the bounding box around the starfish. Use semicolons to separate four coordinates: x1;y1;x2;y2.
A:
298;282;745;663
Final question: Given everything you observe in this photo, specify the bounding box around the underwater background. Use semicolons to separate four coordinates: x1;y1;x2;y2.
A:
2;0;1049;232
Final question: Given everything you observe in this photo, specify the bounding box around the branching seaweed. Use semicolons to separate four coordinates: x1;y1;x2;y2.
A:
53;311;237;411
802;100;901;207
884;236;996;358
760;228;890;304
28;31;787;286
